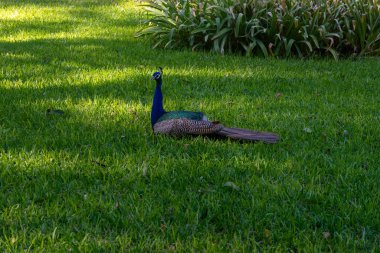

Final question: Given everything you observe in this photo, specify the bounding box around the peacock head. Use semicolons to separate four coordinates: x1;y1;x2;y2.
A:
151;67;163;81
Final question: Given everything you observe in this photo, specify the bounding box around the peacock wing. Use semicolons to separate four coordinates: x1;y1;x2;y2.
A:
153;118;223;136
156;111;204;123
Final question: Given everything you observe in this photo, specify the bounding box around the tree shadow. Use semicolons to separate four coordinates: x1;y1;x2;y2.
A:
0;20;80;37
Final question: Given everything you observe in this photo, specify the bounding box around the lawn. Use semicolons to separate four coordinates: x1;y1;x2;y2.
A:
0;0;379;251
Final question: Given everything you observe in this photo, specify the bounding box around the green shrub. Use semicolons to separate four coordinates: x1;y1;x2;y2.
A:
135;0;380;59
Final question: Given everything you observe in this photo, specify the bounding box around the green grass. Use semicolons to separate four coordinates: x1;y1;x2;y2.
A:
0;0;379;251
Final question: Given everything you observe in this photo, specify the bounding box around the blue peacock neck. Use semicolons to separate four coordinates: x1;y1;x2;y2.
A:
151;78;166;126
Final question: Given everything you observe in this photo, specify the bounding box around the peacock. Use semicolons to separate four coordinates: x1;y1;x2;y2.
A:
150;67;280;144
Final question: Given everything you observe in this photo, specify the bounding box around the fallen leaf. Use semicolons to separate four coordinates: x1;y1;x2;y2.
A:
128;108;138;118
361;227;366;241
323;231;331;239
303;127;312;133
46;109;64;115
268;43;274;55
142;162;148;177
10;237;17;244
92;160;107;168
264;228;271;237
168;244;176;251
223;181;239;191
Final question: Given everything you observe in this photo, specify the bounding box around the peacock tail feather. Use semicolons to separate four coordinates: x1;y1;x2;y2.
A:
217;127;280;143
156;111;204;123
153;118;280;143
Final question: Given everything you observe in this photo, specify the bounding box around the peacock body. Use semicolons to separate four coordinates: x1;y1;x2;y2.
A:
150;68;279;144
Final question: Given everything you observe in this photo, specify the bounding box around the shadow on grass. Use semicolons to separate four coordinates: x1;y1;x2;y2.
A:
0;150;287;248
0;20;80;37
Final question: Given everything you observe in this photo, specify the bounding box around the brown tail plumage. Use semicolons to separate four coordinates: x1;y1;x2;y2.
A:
217;127;280;144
